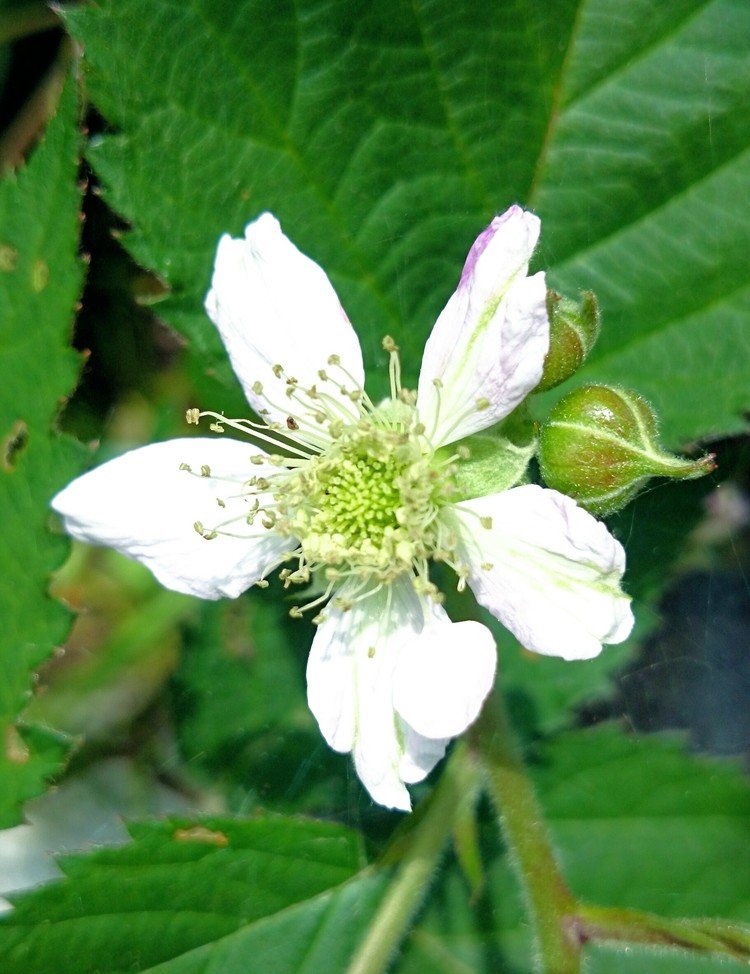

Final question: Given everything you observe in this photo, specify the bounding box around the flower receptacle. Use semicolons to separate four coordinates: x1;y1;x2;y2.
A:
538;384;716;515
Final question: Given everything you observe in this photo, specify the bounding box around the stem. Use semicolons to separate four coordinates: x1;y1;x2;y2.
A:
346;741;481;974
471;688;581;974
577;904;750;961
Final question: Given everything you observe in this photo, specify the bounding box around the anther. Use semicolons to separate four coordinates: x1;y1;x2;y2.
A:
476;397;490;411
200;465;211;477
479;516;493;530
186;408;200;424
179;462;192;472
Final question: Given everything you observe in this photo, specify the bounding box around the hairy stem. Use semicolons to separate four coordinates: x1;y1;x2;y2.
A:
577;904;750;962
471;688;581;974
346;741;482;974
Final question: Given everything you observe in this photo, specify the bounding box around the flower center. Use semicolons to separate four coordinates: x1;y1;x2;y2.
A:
184;338;467;618
275;403;445;579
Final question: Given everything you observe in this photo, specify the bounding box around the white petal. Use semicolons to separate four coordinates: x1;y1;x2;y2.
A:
398;727;449;785
306;576;477;811
51;438;292;600
205;213;364;434
393;620;496;739
449;485;634;660
417;206;548;447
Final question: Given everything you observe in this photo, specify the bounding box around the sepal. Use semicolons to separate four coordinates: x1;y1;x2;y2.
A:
442;406;536;500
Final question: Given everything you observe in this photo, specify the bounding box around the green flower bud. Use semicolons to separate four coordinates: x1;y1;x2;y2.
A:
536;290;600;392
538;385;716;515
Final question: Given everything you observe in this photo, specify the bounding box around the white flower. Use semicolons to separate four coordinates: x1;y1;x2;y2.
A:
52;207;634;811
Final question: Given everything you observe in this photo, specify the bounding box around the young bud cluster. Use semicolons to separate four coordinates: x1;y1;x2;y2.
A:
538;384;716;515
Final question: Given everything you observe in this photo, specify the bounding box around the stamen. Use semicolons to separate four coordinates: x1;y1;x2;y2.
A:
186;408;314;460
382;335;402;399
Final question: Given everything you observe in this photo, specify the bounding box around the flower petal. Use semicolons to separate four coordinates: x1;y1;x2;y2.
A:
398;727;449;785
417;206;548;447
449;485;634;660
51;438;292;600
306;576;476;811
393;620;496;739
205;213;364;434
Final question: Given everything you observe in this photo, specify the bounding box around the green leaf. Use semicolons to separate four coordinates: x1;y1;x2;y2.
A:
535;0;750;446
584;944;749;973
62;0;750;439
1;732;748;973
0;75;85;826
0;815;378;974
397;728;750;973
537;727;750;921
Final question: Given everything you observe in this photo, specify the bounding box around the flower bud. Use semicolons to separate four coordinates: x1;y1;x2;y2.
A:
538;385;716;515
536;290;600;392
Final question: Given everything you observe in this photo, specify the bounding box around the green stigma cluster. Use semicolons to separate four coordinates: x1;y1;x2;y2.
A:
276;406;451;581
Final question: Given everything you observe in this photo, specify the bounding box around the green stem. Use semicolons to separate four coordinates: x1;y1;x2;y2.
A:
577;904;750;961
471;688;581;974
346;741;481;974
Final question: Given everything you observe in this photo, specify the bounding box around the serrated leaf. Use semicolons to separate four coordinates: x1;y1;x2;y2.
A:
0;815;376;974
1;731;748;973
62;0;750;440
0;75;85;826
534;0;750;446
